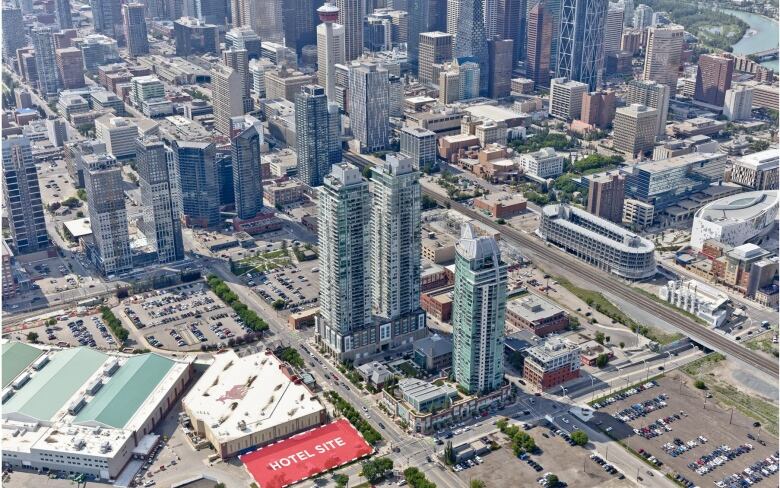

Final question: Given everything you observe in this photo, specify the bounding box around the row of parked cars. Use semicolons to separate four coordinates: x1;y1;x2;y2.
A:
452;455;484;472
633;410;683;439
591;381;659;410
662;436;708;457
588;454;624;478
715;453;779;488
688;444;754;476
616;394;670;422
668;471;697;488
637;449;664;467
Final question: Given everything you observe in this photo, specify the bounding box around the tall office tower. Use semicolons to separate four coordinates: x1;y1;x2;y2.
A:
83;154;133;275
723;85;754;121
172;140;220;228
363;14;393;52
580;90;616;129
146;0;167;19
498;0;525;65
2;7;25;60
642;24;683;90
223;48;252;113
123;3;149;57
55;0;73;29
483;0;500;38
211;64;244;136
549;77;588;120
31;27;60;99
488;38;513;98
317;3;344;102
620;0;633;26
91;0;121;38
56;47;85;89
174;17;220;56
556;0;608;91
349;63;390;153
406;0;430;64
80;34;120;71
626;79;669;136
295;85;342;187
526;2;553;89
603;2;624;56
282;0;321;56
455;58;480;99
453;0;489;95
231;0;243;26
337;0;364;60
613;103;658;157
46;118;68;147
399;126;436;169
370;154;422;322
633;3;651;27
136;137;184;264
225;26;262;59
19;0;33;14
231;116;264;220
587;173;625;223
418;31;452;86
194;0;228;25
694;54;734;107
452;223;507;395
2;136;49;254
446;0;459;38
545;0;562;71
317;163;372;358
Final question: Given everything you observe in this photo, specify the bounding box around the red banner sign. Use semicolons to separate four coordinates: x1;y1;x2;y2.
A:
240;419;373;488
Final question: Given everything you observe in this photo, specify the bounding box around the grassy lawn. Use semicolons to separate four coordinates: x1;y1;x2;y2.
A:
745;335;779;357
556;277;683;345
239;249;291;273
680;353;725;376
395;361;419;378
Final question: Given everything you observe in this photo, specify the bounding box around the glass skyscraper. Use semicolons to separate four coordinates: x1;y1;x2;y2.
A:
556;0;607;90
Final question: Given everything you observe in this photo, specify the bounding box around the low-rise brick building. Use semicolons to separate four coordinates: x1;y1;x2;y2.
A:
522;337;581;390
506;294;568;336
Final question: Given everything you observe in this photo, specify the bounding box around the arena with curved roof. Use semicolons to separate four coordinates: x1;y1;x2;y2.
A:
690;190;779;250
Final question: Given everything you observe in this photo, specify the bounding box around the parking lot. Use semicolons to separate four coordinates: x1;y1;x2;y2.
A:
14;311;119;350
590;376;779;488
247;255;320;314
455;425;630;488
122;283;252;351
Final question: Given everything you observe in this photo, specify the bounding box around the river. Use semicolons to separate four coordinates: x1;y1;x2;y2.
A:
722;8;779;71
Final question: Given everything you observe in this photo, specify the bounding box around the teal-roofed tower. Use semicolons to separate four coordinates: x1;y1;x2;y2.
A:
452;224;507;395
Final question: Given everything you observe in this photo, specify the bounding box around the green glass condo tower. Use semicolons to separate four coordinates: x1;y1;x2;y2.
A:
452;224;507;395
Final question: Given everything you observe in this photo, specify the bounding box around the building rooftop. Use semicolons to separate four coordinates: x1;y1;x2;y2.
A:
1;342;43;388
464;104;521;124
414;334;453;358
4;348;107;423
182;350;323;444
74;353;174;429
737;149;779;170
63;217;93;238
696;190;778;224
633;152;723;174
542;204;655;253
728;243;769;261
398;378;457;406
507;294;564;323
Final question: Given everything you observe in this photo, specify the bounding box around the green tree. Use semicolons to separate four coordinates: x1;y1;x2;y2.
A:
545;474;559;487
619;341;625;349
595;331;605;345
444;440;455;465
272;298;286;310
26;332;39;343
570;430;588;446
694;380;707;390
470;480;486;488
334;474;349;487
361;457;393;483
213;483;226;488
77;188;87;201
595;354;609;368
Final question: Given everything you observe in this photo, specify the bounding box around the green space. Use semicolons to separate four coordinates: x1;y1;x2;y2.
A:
745;335;779;357
403;467;437;488
100;306;130;343
555;277;682;345
395;360;419;378
361;457;394;483
233;248;291;274
277;347;304;368
325;391;383;445
680;353;778;435
642;0;748;52
436;171;488;201
206;275;270;333
509;130;575;154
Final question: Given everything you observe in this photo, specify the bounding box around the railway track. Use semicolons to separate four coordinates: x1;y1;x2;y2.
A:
343;152;778;377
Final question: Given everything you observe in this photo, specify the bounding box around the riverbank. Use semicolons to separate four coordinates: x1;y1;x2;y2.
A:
723;8;780;71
